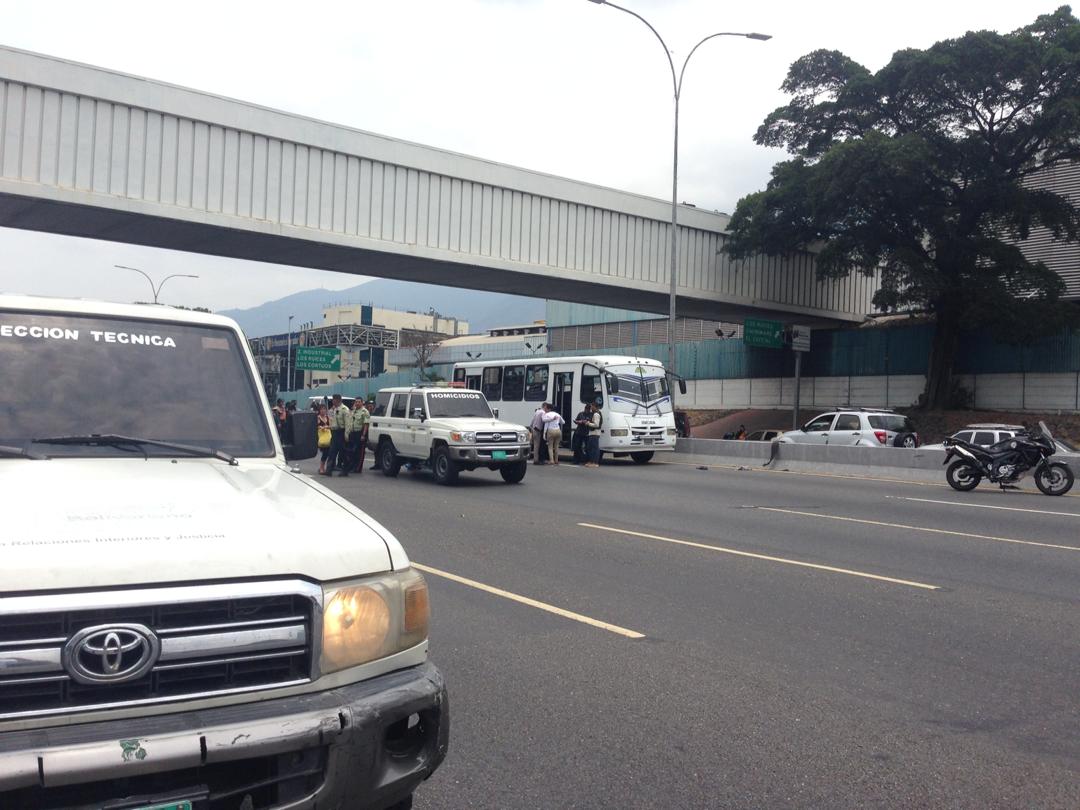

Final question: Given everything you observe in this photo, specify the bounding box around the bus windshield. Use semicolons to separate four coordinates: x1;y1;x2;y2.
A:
607;364;671;414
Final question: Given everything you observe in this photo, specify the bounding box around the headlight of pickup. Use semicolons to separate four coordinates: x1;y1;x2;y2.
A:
610;429;629;437
517;431;528;442
450;431;475;443
320;568;429;675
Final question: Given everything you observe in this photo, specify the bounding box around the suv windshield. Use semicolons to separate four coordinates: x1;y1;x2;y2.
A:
0;310;274;457
868;414;915;433
426;390;493;419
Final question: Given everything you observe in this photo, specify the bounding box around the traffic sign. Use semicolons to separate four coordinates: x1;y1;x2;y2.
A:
295;346;341;372
791;324;811;352
743;317;784;349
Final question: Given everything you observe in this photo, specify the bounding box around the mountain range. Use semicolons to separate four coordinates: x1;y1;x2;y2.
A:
219;278;546;337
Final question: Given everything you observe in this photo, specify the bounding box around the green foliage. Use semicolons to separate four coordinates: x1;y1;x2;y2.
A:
726;7;1080;404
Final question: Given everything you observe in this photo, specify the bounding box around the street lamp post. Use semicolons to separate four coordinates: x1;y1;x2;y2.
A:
585;1;769;392
286;315;295;393
115;265;199;304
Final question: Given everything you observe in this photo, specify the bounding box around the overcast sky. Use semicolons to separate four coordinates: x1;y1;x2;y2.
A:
0;0;1046;311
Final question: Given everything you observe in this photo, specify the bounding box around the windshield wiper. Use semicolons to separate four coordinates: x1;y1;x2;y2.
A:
0;444;49;460
33;434;238;465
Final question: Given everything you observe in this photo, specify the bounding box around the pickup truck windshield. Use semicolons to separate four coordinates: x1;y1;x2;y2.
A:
0;311;274;457
426;391;493;419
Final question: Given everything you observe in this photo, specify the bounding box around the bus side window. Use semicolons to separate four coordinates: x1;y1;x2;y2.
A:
581;364;603;407
482;367;503;401
453;368;466;385
525;364;548;401
502;365;525;400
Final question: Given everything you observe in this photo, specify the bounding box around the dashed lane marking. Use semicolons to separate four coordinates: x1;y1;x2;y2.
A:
758;507;1080;553
412;562;646;639
576;522;939;591
884;495;1080;519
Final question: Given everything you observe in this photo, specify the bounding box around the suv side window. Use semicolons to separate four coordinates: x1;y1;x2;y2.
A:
407;394;426;420
371;392;390;417
973;431;995;445
834;413;861;431
805;414;835;432
390;394;407;419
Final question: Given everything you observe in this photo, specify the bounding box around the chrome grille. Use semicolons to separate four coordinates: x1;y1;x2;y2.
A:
631;426;665;445
475;432;520;443
0;581;319;720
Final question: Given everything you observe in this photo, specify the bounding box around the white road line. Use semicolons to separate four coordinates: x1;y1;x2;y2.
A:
412;562;645;639
759;507;1080;553
885;495;1080;519
577;522;939;591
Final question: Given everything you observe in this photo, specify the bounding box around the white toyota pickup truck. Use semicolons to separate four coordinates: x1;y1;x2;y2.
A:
0;295;447;810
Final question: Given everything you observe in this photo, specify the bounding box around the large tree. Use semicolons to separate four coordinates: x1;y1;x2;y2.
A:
725;6;1080;408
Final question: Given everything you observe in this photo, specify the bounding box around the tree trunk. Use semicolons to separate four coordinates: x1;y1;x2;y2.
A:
923;307;961;410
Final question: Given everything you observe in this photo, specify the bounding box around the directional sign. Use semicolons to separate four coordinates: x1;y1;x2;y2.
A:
295;346;341;372
743;317;784;349
791;324;811;352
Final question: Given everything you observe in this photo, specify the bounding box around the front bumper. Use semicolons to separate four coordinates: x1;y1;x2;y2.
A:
0;662;448;810
448;444;528;463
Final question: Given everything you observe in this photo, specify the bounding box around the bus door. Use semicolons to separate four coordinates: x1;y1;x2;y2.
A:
553;371;574;446
466;374;481;391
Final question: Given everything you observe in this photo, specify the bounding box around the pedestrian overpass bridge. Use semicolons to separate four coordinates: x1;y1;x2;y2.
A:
0;45;876;325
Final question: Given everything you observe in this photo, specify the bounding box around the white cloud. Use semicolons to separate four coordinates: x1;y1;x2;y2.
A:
0;0;1045;309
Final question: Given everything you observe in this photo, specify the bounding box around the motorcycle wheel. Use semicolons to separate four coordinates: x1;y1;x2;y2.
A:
1035;462;1074;496
946;460;982;491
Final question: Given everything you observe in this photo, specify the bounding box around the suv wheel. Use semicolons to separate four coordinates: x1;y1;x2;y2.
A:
432;446;460;485
380;440;402;478
894;432;918;449
499;459;527;484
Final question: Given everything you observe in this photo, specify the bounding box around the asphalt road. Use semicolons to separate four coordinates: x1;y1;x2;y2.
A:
311;453;1080;809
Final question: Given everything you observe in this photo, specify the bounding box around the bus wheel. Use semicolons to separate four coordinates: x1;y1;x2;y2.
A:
631;451;654;464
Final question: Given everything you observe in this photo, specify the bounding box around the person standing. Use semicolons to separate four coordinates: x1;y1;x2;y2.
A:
542;403;565;466
316;404;331;474
348;398;371;474
529;404;546;465
323;394;350;477
571;405;591;464
584;402;603;468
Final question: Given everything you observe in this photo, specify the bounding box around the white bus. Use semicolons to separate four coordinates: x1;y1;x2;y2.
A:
452;355;685;463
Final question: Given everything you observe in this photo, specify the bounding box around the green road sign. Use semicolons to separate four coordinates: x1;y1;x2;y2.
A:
743;317;784;349
295;346;341;372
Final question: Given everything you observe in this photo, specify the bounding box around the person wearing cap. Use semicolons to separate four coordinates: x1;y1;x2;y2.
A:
347;398;371;474
322;393;350;476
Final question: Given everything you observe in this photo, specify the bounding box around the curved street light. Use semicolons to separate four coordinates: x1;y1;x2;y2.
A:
115;265;199;305
585;0;770;394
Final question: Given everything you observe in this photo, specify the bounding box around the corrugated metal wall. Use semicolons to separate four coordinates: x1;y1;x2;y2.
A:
0;74;876;319
1004;162;1080;299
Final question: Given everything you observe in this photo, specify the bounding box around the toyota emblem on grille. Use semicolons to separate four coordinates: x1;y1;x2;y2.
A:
62;624;161;685
492;433;502;441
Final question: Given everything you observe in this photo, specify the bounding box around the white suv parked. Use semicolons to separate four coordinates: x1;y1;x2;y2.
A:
370;386;531;485
778;409;920;448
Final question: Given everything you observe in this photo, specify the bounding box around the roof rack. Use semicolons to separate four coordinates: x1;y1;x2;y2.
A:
830;406;896;412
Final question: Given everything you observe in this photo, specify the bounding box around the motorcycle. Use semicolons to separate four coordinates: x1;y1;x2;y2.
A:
942;420;1075;496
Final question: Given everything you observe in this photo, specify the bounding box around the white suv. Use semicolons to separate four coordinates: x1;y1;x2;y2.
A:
779;409;920;448
370;386;531;485
0;296;446;809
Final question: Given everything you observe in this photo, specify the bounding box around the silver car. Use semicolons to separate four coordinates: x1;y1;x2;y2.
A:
779;409;919;448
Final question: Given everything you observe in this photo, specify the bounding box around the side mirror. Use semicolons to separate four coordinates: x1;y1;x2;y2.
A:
492;408;500;418
678;379;687;395
412;407;425;422
606;374;619;394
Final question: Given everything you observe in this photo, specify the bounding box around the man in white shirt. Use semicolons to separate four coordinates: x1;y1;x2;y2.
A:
529;405;546;464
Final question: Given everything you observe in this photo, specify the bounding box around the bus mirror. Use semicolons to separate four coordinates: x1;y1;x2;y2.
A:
678;379;687;395
606;374;619;394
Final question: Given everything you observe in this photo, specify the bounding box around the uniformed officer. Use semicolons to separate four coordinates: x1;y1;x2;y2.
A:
347;398;371;474
322;394;351;477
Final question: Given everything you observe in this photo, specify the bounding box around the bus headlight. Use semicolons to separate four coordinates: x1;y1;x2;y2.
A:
666;428;677;435
320;568;429;675
610;429;629;437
